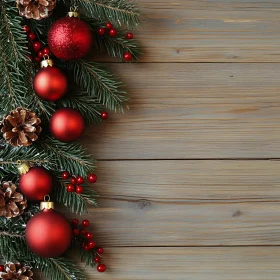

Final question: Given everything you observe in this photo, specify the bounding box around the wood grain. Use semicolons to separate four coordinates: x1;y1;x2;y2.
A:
83;63;280;160
93;0;280;63
79;247;280;280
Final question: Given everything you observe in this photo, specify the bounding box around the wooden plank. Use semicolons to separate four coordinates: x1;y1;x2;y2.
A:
96;160;280;201
93;0;280;62
82;63;280;160
78;247;280;280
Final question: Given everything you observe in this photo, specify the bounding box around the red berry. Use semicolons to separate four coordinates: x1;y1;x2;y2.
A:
97;247;104;254
77;176;84;184
66;184;75;192
28;32;36;41
43;47;51;55
33;41;42;52
88;173;97;183
62;171;70;179
126;32;134;39
94;256;101;263
101;111;109;120
35;56;41;63
86;232;93;240
109;28;117;37
124;52;132;61
82;219;90;228
73;229;79;236
76;185;84;194
84;245;90;251
0;265;4;272
27;55;33;61
71;177;77;185
72;219;79;226
97;264;106;273
88;240;96;248
38;51;44;58
98;28;106;35
80;229;87;235
23;25;30;33
106;22;113;29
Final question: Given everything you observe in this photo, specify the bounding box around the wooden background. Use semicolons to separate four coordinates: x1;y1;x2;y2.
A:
81;1;280;279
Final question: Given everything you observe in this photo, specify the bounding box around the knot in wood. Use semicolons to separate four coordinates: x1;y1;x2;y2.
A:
137;199;151;210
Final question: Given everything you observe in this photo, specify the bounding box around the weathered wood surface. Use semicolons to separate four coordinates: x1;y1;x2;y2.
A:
85;247;280;280
83;63;280;159
93;0;280;63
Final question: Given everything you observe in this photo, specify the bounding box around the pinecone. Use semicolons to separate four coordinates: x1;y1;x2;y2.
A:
0;182;27;219
17;0;56;20
1;108;42;147
0;262;33;280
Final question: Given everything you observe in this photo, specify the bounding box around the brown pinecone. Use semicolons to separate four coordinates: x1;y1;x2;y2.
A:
0;262;33;280
0;182;27;219
1;108;42;147
17;0;56;20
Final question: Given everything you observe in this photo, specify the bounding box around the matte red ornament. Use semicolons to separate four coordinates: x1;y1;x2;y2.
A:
62;171;70;179
101;111;109;120
126;32;134;39
19;167;53;201
0;265;4;272
66;184;75;192
72;218;79;226
109;28;117;37
23;25;30;33
94;256;101;263
124;52;132;61
98;28;106;35
97;247;104;254
88;173;97;183
33;66;67;101
33;41;42;52
76;185;83;194
28;32;36;41
106;22;113;29
82;219;89;228
77;176;84;185
48;17;93;60
25;208;72;258
50;108;85;142
97;264;106;273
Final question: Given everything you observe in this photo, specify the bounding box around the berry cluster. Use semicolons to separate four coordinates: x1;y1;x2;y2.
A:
72;219;106;273
61;171;97;194
23;25;51;63
97;21;134;62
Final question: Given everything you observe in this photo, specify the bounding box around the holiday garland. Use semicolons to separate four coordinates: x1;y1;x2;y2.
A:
0;0;140;279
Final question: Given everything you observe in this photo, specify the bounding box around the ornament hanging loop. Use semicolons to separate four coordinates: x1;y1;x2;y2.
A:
40;195;54;210
40;55;54;68
68;6;79;17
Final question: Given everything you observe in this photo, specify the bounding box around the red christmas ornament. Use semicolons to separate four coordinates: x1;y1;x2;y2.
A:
101;111;109;120
66;184;75;192
97;247;104;254
97;264;106;273
94;256;101;263
19;166;53;201
26;199;72;258
88;173;97;183
124;52;132;61
106;22;113;29
72;218;79;226
82;219;90;228
50;108;85;142
62;171;70;179
48;14;93;60
73;228;79;236
88;240;96;248
76;185;83;194
33;57;67;102
109;28;117;37
33;41;42;52
23;25;30;33
126;32;134;39
98;28;106;35
28;32;36;41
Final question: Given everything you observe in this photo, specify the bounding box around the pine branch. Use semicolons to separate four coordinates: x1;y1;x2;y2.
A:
77;0;140;29
68;60;128;112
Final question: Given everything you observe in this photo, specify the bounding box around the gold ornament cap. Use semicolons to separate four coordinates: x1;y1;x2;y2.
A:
40;195;54;210
17;161;30;175
68;7;79;17
40;55;54;68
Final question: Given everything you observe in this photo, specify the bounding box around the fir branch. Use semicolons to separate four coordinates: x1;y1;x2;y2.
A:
68;60;128;112
77;0;140;29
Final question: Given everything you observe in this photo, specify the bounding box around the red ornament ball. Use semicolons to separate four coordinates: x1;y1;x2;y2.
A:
50;108;85;142
126;32;134;39
76;185;84;194
82;219;90;228
48;17;93;60
88;240;96;248
66;184;75;192
28;32;36;41
33;66;67;102
94;256;101;263
124;52;132;61
98;28;106;35
109;28;117;37
97;247;104;254
19;167;53;201
106;22;113;29
97;264;106;273
101;111;109;120
72;218;79;226
23;25;31;33
77;176;84;185
88;173;97;183
62;171;70;179
0;265;4;272
25;208;72;258
73;229;79;236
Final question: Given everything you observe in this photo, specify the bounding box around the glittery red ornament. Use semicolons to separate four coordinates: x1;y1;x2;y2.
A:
33;66;67;101
50;108;85;142
48;16;93;60
25;205;72;258
19;167;53;201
